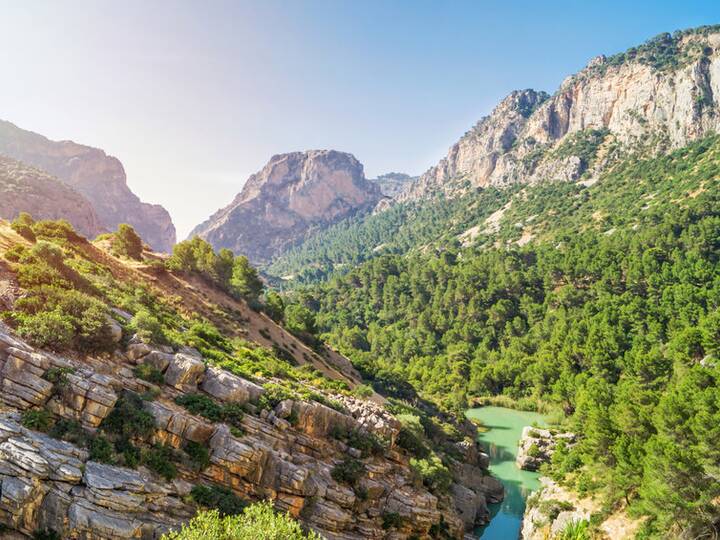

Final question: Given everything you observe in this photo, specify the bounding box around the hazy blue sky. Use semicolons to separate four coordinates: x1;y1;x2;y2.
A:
1;1;718;238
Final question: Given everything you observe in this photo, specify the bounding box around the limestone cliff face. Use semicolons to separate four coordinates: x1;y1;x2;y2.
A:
0;324;500;539
190;150;384;264
401;30;720;201
0;120;176;251
0;156;103;238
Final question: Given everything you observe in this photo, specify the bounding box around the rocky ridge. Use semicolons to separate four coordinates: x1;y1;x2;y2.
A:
190;150;384;265
0;323;502;539
0;156;104;239
0;120;176;252
400;29;720;201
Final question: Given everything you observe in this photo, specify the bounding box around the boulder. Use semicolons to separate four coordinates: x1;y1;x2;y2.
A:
200;366;264;404
164;353;206;391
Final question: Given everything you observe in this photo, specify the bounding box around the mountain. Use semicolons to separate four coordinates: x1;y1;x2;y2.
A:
0;155;103;238
370;172;417;198
0;120;176;251
190;150;384;264
401;27;720;201
268;27;720;283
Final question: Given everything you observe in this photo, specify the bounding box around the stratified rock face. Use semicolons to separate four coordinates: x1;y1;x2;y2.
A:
516;426;576;471
0;156;104;238
0;323;498;539
401;30;720;201
0;120;176;251
190;150;384;264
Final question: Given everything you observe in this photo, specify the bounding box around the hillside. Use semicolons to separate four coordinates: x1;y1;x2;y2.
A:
267;26;720;283
191;150;384;265
0;217;501;539
0;120;176;252
0;155;104;239
284;134;720;538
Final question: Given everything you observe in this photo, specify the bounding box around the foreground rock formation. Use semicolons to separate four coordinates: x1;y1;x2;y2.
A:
0;324;501;539
400;29;720;201
0;156;104;238
190;150;384;264
0;120;176;251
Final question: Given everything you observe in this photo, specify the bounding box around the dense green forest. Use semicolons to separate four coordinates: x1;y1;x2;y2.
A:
283;136;720;537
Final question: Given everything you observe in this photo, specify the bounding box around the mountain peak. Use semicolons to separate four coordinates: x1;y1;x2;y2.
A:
190;149;383;264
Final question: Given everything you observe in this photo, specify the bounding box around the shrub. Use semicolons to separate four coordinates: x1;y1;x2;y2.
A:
184;441;211;471
557;519;591;540
31;530;60;540
142;444;178;480
113;224;144;260
32;219;82;242
101;392;156;440
89;435;115;464
48;419;88;445
11;212;36;241
382;512;404;530
352;384;374;398
175;394;224;422
18;310;74;350
21;409;54;433
4;244;28;262
410;454;452;494
162;504;323;540
174;394;244;429
256;383;294;411
190;484;246;516
134;363;165;385
331;458;366;487
130;308;165;344
527;442;542;458
330;425;385;457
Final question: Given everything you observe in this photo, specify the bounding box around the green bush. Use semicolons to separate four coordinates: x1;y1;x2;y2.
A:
142;444;178;480
174;394;244;430
18;310;74;350
331;458;366;487
382;512;404;530
112;224;144;260
130;308;165;344
101;392;156;440
32;219;82;242
11;212;36;242
89;435;115;464
184;441;211;471
21;409;54;433
410;454;452;494
134;363;165;385
190;484;246;516
162;504;323;540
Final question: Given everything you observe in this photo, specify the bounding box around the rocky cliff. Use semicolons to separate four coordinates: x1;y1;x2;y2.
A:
0;156;104;238
0;120;176;251
190;150;384;264
370;173;417;199
401;27;720;201
0;322;500;539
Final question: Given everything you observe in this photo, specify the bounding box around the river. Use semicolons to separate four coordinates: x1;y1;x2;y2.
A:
465;406;548;539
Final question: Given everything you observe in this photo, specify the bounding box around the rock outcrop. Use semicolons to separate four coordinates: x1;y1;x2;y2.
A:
0;120;176;251
516;426;576;471
400;29;720;201
0;156;104;238
0;324;500;539
190;150;384;264
370;172;417;199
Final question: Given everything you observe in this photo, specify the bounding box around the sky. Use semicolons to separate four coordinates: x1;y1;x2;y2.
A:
1;1;719;239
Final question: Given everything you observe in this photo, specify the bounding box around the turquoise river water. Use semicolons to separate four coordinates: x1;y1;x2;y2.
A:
465;406;548;539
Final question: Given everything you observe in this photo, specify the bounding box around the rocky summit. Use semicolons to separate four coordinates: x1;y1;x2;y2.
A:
0;120;176;252
190;150;384;264
400;29;720;201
